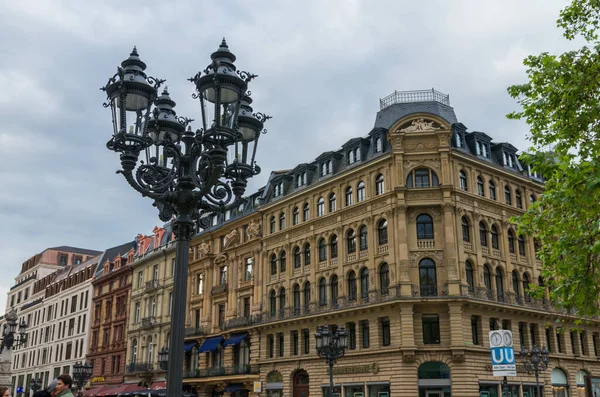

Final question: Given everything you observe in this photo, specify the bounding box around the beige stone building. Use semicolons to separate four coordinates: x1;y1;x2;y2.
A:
176;89;598;397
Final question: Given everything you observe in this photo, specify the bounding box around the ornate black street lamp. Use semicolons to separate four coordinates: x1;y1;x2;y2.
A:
520;345;549;397
158;346;169;371
315;325;347;397
0;309;27;353
101;39;268;397
72;361;93;395
29;378;42;395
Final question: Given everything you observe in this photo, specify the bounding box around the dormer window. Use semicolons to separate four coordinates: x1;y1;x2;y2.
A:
273;182;285;197
476;142;488;157
347;147;361;165
296;172;308;187
455;132;463;148
375;137;383;153
320;160;333;177
211;216;218;226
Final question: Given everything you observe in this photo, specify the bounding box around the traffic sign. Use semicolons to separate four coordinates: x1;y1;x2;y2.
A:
489;330;516;377
16;387;23;394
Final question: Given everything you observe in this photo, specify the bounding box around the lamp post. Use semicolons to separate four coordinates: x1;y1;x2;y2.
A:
158;347;169;371
29;378;41;396
72;361;93;396
101;40;268;397
0;309;28;353
315;325;347;397
520;345;549;397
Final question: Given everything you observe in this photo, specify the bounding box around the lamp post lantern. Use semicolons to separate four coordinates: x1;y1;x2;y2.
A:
158;346;169;371
0;309;28;353
72;361;93;395
101;39;269;397
520;345;549;397
315;325;347;397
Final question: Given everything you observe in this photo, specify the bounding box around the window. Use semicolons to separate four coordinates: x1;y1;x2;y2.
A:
381;317;391;346
378;219;388;245
303;329;310;354
359;225;368;250
360;320;370;348
279;251;286;273
512;271;521;301
273;182;284;197
347;229;356;253
243;297;250;317
508;230;516;253
220;265;227;285
197;273;204;294
530;194;536;204
317;197;325;216
348;150;355;164
495;268;504;301
465;261;474;292
244;258;253;281
318;239;327;262
318;278;327;306
293;207;299;225
137;271;143;288
269;290;276;316
416;214;434;239
270;216;275;233
303;282;310;311
484;264;492;294
518;235;526;256
303;244;311;265
293;246;301;268
292;331;299;356
522;273;531;302
479;222;488;247
375;137;383;152
504;186;512;205
348;271;357;301
516;190;523;209
419;258;437;296
422;315;440;344
270;254;277;275
471;316;480;345
462;216;470;242
455;131;463;147
330;275;338;304
459;170;467;191
491;225;500;249
348;322;356;350
330;235;338;258
268;335;274;358
357;181;366;202
134;303;140;323
279;212;285;230
379;263;390;294
303;203;309;221
292;284;301;315
477;176;485;196
345;187;353;206
360;267;369;299
489;180;497;200
278;288;286;315
59;254;68;266
406;168;439;188
557;329;563;353
328;193;336;212
375;174;384;195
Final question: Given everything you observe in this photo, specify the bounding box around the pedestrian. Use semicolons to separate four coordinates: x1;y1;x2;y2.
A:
0;386;10;397
52;375;74;397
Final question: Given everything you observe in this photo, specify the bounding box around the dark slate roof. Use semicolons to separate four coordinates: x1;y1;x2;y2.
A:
374;101;458;129
93;240;137;278
48;246;102;256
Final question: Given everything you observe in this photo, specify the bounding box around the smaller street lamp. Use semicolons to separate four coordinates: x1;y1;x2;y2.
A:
0;309;28;353
72;361;93;395
158;347;169;371
520;345;549;397
29;378;42;395
315;325;347;397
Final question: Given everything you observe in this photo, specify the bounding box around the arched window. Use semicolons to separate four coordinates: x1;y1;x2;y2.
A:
293;207;299;225
327;160;333;174
345;187;353;206
359;225;368;251
465;261;474;292
455;132;463;148
419;258;437;296
303;244;311;265
279;251;286;273
491;225;500;249
347;229;356;253
318;238;327;262
379;263;390;294
330;235;338;258
515;190;522;209
270;216;276;234
355;147;361;161
131;339;138;363
495;268;504;301
477;176;485;196
328;193;336;212
317;197;325;216
348;271;357;301
461;217;470;242
512;271;520;302
303;203;309;221
504;186;512;205
483;264;492;295
489;180;497;200
378;219;388;245
330;275;339;305
321;163;327;177
518;235;526;256
375;137;383;152
406;168;440;188
508;230;516;253
279;287;286;315
357;181;366;202
375;174;385;195
269;290;276;316
303;282;311;311
530;194;536;204
417;214;434;240
279;212;285;230
459;170;468;191
293;284;301;315
293;246;301;268
348;150;355;164
479;222;488;247
147;335;154;363
270;254;277;275
522;273;531;302
318;277;327;306
360;267;369;299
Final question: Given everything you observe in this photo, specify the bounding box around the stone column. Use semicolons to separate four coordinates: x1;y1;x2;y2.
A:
395;205;412;296
443;203;461;295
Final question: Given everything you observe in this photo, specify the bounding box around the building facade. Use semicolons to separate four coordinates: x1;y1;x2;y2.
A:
171;90;600;397
86;241;137;388
124;226;175;388
9;246;101;395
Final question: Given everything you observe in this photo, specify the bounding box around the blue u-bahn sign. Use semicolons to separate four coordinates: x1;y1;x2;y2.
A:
489;330;517;376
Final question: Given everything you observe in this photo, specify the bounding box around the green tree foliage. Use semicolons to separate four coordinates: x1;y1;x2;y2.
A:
507;0;600;316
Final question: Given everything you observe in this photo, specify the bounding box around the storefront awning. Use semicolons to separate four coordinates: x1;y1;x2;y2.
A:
223;384;246;392
198;336;223;353
184;341;197;352
150;382;166;390
223;333;248;347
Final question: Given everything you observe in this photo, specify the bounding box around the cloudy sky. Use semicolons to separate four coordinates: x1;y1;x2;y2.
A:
0;0;575;314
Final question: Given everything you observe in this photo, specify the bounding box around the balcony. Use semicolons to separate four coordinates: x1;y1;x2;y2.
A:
184;364;259;379
379;88;450;110
185;327;207;337
377;244;389;254
417;239;435;249
418;285;439;297
140;316;156;329
224;316;255;330
126;362;154;374
481;246;490;255
359;250;368;259
463;241;472;251
212;284;227;296
145;279;160;291
346;253;357;262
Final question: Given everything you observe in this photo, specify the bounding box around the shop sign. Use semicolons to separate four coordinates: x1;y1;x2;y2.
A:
91;377;105;383
253;382;262;393
489;330;516;377
330;363;379;375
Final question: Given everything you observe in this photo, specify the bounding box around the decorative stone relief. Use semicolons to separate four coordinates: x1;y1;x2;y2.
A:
198;241;211;257
214;252;228;265
398;118;441;132
405;142;438;151
408;207;442;222
223;229;239;250
410;251;444;267
246;219;262;239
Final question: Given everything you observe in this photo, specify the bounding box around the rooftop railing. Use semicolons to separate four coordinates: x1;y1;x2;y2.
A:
379;88;450;110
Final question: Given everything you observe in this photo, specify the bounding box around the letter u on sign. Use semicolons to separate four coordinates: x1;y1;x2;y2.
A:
491;347;515;365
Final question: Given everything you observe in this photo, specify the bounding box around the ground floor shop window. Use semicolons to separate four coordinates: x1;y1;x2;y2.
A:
575;370;588;397
321;385;342;397
266;370;283;397
479;384;499;397
551;368;569;397
418;362;451;397
522;385;543;397
344;384;365;397
367;383;390;397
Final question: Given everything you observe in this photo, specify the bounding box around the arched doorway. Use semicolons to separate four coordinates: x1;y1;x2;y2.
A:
418;362;451;397
293;370;309;397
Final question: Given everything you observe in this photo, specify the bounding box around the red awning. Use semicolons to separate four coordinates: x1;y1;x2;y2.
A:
100;384;147;396
83;386;118;397
150;382;166;391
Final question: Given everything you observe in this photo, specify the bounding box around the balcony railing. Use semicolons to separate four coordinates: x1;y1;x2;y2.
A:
418;285;439;297
417;239;435;249
379;89;450;110
145;279;160;291
141;316;156;329
185;327;207;337
212;284;227;296
184;364;259;379
126;362;154;374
